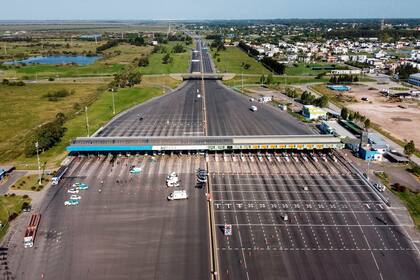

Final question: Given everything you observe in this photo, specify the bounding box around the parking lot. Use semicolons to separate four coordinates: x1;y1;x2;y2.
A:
6;154;210;280
209;151;420;280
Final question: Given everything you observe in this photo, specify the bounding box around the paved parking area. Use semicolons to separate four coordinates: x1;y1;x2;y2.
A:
6;155;210;280
209;152;420;280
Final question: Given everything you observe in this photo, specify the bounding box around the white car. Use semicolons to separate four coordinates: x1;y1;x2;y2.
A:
64;199;79;206
67;188;79;194
70;195;81;200
167;190;188;201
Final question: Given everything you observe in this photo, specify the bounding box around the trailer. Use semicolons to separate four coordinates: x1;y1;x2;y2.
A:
51;165;69;185
24;214;41;248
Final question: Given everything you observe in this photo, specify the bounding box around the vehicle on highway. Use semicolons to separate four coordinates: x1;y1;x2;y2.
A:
224;224;232;236
374;183;386;192
250;105;258;112
73;182;89;190
64;199;80;206
130;167;142;174
166;172;178;181
167;190;188;201
70;195;81;200
51;165;69;185
23;213;41;248
67;188;79;194
197;168;208;183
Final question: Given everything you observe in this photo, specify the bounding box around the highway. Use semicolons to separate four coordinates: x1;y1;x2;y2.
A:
96;39;312;138
3;38;419;280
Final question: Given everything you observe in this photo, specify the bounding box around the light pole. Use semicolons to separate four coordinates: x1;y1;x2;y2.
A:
35;141;42;186
85;106;90;137
111;89;116;115
241;71;244;93
366;155;372;181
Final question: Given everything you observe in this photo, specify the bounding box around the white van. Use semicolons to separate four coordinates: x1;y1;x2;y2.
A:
167;190;188;201
250;106;257;112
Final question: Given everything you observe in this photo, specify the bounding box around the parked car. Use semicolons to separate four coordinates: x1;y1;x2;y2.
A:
64;199;80;206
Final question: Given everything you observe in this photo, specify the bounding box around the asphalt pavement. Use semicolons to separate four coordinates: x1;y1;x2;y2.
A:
208;151;420;280
5;155;210;280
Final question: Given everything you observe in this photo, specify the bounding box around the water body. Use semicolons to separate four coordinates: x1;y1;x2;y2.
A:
3;55;101;65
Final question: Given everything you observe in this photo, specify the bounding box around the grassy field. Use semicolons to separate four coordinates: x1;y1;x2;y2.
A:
20;85;163;168
1;43;151;79
393;190;420;230
0;194;32;241
285;63;348;76
141;75;181;89
0;83;105;163
224;75;328;87
138;42;191;74
211;47;270;74
11;174;51;192
0;39;99;62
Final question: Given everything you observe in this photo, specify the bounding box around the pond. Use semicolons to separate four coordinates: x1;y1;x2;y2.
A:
3;55;102;65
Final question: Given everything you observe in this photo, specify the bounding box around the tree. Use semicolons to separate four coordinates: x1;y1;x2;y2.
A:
404;140;416;156
138;56;149;67
364;118;371;130
162;53;172;64
341;107;349;120
315;95;329;108
172;43;185;53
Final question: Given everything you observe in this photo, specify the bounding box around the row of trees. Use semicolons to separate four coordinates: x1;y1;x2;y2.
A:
329;75;359;84
395;64;419;80
1;79;25;86
108;67;142;89
261;57;285;75
340;107;371;130
96;40;119;53
301;91;329;108
25;113;67;157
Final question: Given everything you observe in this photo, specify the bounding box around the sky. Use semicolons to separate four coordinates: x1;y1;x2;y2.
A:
1;0;419;20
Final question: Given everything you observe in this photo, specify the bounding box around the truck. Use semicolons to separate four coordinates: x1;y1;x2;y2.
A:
51;165;69;185
24;214;41;248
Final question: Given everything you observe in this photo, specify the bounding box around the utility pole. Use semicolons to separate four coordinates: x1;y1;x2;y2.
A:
35;142;42;186
111;89;116;115
85;106;90;137
241;71;244;93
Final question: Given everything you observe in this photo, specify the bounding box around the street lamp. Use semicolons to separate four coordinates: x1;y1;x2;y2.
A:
85;106;90;137
35;141;42;186
111;89;116;115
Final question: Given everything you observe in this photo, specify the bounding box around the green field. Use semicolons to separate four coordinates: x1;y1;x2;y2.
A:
0;82;164;167
285;63;348;76
26;85;163;167
211;47;270;74
0;83;105;163
0;194;31;241
138;42;191;74
392;189;420;230
1;43;151;79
